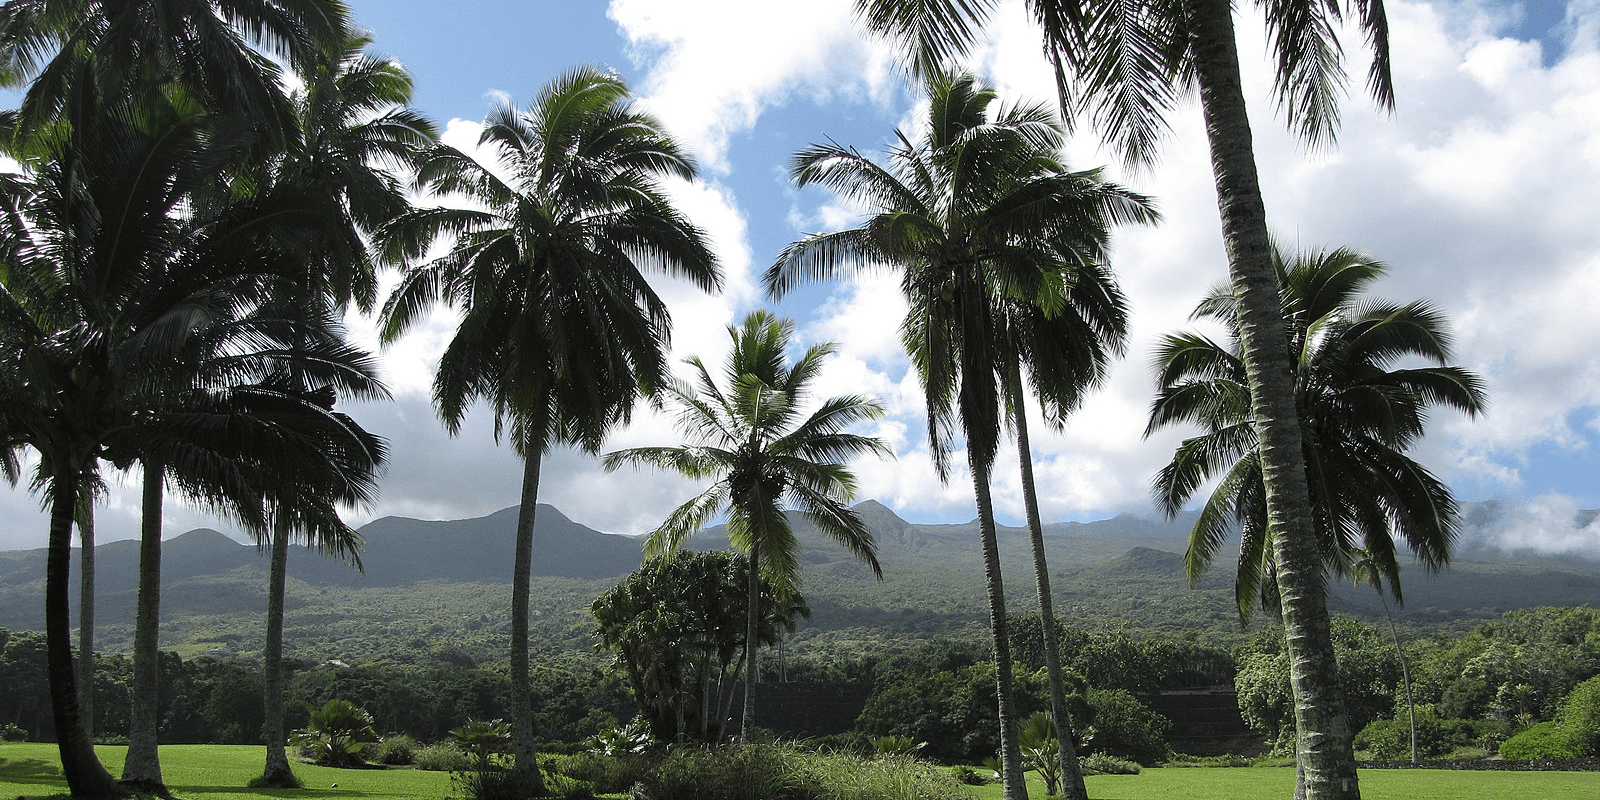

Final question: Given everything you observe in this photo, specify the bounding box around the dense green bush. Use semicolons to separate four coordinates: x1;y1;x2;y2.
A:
1355;704;1504;759
634;742;967;800
552;752;653;795
1556;675;1600;756
1082;688;1170;765
1499;721;1578;760
414;741;473;772
1080;752;1141;775
373;733;419;765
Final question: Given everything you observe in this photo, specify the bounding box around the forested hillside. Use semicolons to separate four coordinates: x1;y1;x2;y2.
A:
2;500;1596;666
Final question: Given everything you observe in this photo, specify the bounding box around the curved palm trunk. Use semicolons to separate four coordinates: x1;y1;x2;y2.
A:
45;474;123;798
1011;379;1087;800
1183;1;1359;797
124;463;167;791
970;452;1028;800
742;540;760;742
510;452;548;795
1376;595;1417;764
260;511;298;786
76;496;95;738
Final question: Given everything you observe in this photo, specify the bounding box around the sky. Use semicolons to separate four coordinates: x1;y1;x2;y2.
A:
1;0;1598;558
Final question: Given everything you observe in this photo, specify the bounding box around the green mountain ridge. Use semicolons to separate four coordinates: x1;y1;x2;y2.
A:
1;499;1596;664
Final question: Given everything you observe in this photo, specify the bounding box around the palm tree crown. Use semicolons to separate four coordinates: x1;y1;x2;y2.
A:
1147;244;1487;620
381;65;721;454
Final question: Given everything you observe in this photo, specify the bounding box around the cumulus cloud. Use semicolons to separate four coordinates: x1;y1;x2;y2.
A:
1470;493;1600;556
5;0;1598;552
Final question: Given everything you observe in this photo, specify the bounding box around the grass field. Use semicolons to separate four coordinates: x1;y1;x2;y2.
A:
3;743;1596;800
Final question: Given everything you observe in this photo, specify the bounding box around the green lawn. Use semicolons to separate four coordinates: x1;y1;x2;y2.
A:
4;743;1596;800
964;765;1598;800
0;743;452;800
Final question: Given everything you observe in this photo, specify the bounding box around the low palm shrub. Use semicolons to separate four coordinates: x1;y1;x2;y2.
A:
291;700;380;767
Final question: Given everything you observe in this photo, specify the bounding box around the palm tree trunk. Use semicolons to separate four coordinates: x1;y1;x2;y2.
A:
260;510;298;786
1182;1;1359;797
971;452;1028;800
510;451;548;795
45;473;123;799
1011;378;1087;800
76;495;95;738
1378;595;1417;764
124;462;167;791
741;539;760;742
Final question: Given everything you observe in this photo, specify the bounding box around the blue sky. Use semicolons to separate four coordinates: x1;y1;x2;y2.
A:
2;1;1599;559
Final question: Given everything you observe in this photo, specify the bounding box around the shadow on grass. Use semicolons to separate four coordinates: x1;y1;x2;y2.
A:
0;756;66;786
170;789;365;798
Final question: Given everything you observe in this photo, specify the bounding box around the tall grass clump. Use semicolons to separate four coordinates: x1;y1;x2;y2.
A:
634;742;967;800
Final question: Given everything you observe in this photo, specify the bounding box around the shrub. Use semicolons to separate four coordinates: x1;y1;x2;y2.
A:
449;718;513;771
1355;704;1501;759
554;751;654;794
415;741;473;772
1;722;28;742
949;765;988;785
373;734;419;766
448;766;543;800
634;741;968;800
290;699;380;767
1499;721;1579;760
1080;752;1141;775
1556;675;1600;756
1083;688;1170;765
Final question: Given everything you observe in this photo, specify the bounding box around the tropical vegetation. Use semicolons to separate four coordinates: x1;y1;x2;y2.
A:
766;70;1154;799
0;2;1539;798
604;310;888;740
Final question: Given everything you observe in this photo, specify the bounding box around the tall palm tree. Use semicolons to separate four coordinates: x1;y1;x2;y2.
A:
1146;245;1485;784
1002;258;1132;800
766;72;1153;800
253;31;429;788
379;66;721;789
857;3;1399;795
604;310;890;740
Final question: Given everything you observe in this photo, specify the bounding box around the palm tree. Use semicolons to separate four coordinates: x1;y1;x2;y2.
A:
1148;245;1486;613
253;31;429;788
604;310;890;740
378;66;721;789
1003;259;1131;800
0;0;348;139
765;72;1153;800
1146;245;1485;776
856;2;1400;795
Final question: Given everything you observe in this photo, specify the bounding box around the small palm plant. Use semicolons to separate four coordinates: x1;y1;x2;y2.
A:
290;700;380;767
1019;712;1061;796
449;719;514;772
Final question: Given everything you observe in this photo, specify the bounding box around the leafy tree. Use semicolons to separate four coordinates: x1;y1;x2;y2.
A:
766;71;1150;800
1082;688;1170;766
855;1;1405;795
604;310;886;739
593;550;802;743
379;65;721;789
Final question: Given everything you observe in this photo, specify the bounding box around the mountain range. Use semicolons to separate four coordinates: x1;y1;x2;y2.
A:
1;500;1597;663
